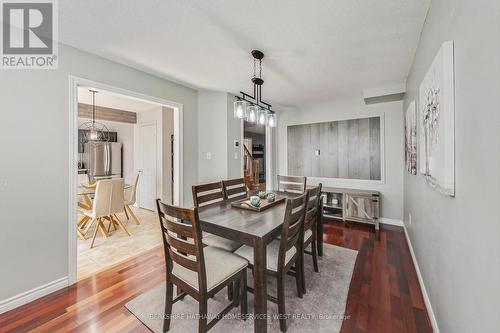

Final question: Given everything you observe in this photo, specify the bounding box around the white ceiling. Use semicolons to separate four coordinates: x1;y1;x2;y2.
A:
78;86;159;113
61;0;430;108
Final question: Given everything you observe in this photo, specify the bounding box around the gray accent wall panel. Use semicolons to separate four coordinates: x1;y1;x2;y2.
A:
287;116;381;180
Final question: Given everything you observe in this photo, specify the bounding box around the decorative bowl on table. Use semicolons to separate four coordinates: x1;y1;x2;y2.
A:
258;191;267;199
250;196;261;207
266;193;276;202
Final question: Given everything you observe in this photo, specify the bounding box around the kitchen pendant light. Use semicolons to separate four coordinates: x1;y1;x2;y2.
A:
258;108;267;125
79;89;110;143
233;50;276;127
267;113;277;128
247;105;258;123
233;100;247;119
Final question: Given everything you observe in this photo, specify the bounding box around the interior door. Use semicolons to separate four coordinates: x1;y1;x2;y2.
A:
138;123;157;210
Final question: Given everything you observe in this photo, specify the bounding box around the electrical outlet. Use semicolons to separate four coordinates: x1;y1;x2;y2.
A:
409;213;412;225
234;152;239;160
206;152;212;160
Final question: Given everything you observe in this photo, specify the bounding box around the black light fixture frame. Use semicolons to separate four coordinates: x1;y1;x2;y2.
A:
236;50;274;113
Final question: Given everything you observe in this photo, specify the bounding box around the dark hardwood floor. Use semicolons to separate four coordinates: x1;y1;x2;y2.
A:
0;219;432;333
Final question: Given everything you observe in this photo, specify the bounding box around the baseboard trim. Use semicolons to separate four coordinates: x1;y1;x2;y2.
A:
379;217;404;227
0;276;68;315
403;225;440;333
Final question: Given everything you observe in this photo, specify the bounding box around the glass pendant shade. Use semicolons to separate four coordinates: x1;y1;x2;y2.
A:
258;108;267;125
233;100;247;119
267;113;277;127
247;105;258;123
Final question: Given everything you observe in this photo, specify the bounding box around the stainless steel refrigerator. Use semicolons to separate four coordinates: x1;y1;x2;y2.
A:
83;142;122;182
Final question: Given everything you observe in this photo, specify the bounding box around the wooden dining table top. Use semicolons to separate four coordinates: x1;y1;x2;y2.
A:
197;191;299;244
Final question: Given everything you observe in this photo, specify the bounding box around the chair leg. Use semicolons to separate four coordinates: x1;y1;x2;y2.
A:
126;205;141;225
77;215;91;229
97;219;108;239
312;237;319;273
295;258;303;298
76;227;86;240
277;274;287;332
82;218;96;236
198;298;208;333
90;219;100;248
301;247;306;295
123;205;130;220
163;281;174;332
227;282;234;301
112;215;131;236
240;270;248;318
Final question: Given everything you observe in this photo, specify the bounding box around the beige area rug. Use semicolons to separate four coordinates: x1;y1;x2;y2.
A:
125;243;357;333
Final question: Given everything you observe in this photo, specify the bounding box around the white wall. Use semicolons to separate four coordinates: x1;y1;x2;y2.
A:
403;0;500;332
277;98;404;220
197;91;228;182
0;43;198;303
226;94;243;179
197;91;242;183
78;118;135;182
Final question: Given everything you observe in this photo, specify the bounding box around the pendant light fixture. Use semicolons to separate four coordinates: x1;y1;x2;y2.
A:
79;89;110;143
234;50;277;128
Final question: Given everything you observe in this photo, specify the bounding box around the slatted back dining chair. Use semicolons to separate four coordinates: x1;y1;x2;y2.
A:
192;181;225;207
277;192;308;331
277;175;307;193
222;178;248;201
300;184;322;294
234;192;308;332
124;173;141;225
156;199;248;333
192;181;243;253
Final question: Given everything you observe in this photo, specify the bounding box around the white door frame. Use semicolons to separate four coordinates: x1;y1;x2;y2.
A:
68;76;184;284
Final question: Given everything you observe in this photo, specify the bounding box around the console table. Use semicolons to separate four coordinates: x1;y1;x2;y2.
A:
321;186;380;230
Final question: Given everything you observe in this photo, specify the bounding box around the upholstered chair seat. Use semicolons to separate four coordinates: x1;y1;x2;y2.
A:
172;246;248;291
235;240;297;272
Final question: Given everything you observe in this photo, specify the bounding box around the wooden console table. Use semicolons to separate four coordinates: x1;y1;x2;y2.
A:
321;186;380;230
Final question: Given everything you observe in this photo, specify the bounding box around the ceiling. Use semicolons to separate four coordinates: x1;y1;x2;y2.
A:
61;0;430;108
78;87;159;113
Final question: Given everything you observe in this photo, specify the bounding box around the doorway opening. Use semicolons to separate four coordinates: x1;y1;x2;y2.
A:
243;120;266;190
68;77;183;283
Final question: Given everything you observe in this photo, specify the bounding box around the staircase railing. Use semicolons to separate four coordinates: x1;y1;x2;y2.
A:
243;145;260;189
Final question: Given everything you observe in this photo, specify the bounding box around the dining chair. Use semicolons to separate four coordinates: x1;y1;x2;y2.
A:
81;179;130;248
192;181;242;252
300;185;322;294
276;175;307;193
234;192;308;332
222;178;248;201
76;174;92;239
106;178;131;237
124;173;140;225
156;199;248;333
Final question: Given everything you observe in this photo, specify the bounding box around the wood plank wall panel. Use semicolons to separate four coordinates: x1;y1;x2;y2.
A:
287;116;382;180
78;103;137;124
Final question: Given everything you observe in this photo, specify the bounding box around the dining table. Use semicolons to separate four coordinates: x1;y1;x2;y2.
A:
197;190;301;333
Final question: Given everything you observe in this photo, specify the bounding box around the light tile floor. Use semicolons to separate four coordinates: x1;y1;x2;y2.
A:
77;206;162;280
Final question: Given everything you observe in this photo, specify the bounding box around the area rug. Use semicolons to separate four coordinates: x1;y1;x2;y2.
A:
125;243;357;333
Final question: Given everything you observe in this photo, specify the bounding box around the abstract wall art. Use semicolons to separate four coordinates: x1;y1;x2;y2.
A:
405;101;417;175
419;40;455;196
